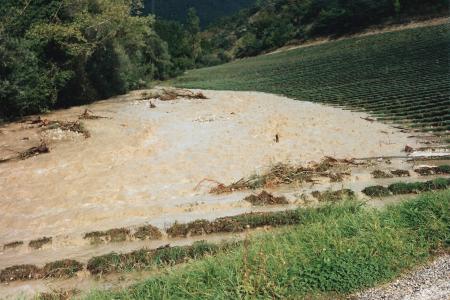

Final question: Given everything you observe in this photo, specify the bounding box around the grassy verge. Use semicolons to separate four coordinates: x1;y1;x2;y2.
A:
86;190;449;299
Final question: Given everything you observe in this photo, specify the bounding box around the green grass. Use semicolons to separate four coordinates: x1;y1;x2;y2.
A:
86;190;449;299
174;24;449;135
362;177;450;197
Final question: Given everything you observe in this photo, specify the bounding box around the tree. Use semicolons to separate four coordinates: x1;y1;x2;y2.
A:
186;8;202;61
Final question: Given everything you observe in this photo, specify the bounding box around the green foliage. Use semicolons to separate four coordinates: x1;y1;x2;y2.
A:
204;0;448;58
86;191;450;299
142;0;255;28
174;24;450;135
0;0;172;119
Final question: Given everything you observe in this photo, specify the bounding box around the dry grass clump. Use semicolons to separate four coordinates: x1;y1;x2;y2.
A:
3;241;23;250
414;165;450;176
42;259;83;278
166;209;302;238
390;169;410;177
371;170;393;179
86;241;225;275
0;265;42;282
84;228;131;244
29;236;52;249
133;225;163;240
210;157;355;194
0;260;83;283
311;189;355;202
244;191;289;206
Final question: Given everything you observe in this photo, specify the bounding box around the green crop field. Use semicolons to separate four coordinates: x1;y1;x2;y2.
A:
174;24;450;137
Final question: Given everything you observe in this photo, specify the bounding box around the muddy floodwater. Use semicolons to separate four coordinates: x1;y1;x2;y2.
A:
0;90;418;244
0;89;428;297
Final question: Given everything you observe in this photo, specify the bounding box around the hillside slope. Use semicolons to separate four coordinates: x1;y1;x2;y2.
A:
175;23;450;137
143;0;255;27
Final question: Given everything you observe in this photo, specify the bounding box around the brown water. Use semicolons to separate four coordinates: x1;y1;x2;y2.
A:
0;88;433;298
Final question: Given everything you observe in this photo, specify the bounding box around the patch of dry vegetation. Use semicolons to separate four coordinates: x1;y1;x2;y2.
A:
140;89;207;101
243;191;288;206
167;209;302;238
84;228;131;244
29;236;52;249
133;225;163;240
3;241;24;250
311;189;355;202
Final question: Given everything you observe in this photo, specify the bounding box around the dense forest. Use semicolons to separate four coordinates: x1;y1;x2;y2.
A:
204;0;449;58
143;0;255;27
1;0;448;120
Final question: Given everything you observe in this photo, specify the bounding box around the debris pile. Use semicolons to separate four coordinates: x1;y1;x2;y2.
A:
210;157;357;194
243;191;288;206
19;142;49;160
140;88;207;101
79;109;108;120
44;120;90;138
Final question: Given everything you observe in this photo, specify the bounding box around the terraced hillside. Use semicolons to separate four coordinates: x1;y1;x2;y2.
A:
175;23;449;138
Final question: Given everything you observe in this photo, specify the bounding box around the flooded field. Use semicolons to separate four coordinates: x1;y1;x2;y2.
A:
1;88;448;298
